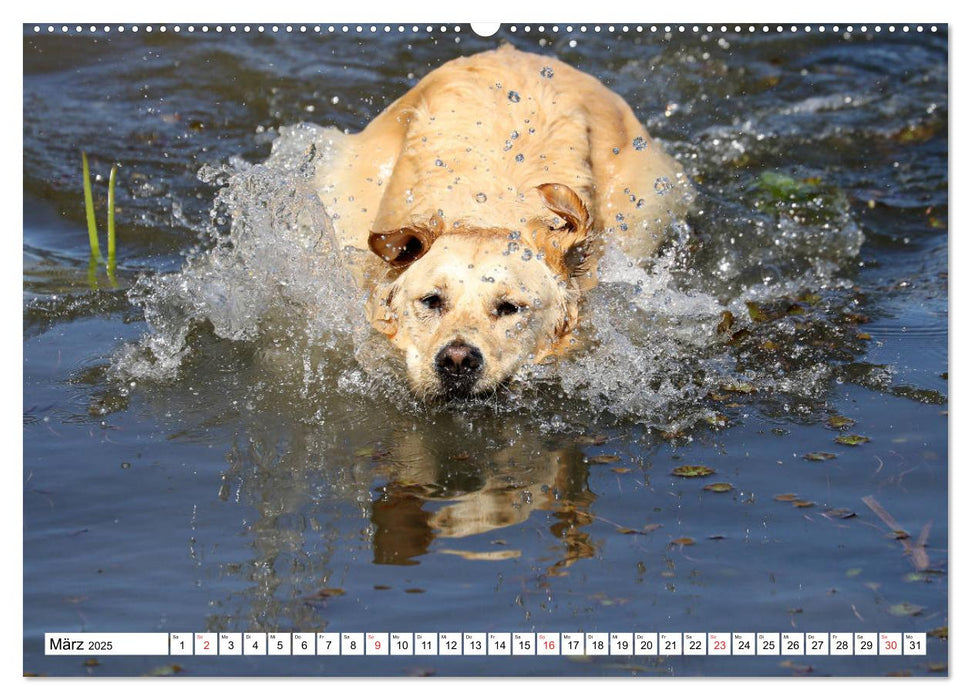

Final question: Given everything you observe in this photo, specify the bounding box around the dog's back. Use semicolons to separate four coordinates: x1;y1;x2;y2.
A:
317;45;690;269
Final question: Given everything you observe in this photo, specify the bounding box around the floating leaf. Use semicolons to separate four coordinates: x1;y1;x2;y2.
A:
846;568;863;577
780;659;814;674
143;665;184;677
928;626;948;639
791;500;815;508
589;454;621;464
753;171;814;199
670;537;695;546
438;549;521;561
661;427;687;440
928;663;947;673
643;524;663;533
716;310;735;334
836;434;870;446
672;465;714;478
823;508;856;519
729;328;751;344
611;467;632;474
575;434;608;446
721;380;757;394
308;588;345;599
892;122;937;143
704;413;729;428
616;527;640;535
449;451;471;461
804;452;836;462
703;482;734;493
888;602;925;617
746;301;769;322
774;493;799;502
826;415;856;430
406;667;437;677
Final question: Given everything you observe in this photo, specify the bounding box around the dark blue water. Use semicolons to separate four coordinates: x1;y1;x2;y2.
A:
23;24;947;677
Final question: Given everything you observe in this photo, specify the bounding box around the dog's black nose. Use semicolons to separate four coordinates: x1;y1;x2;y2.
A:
435;341;483;395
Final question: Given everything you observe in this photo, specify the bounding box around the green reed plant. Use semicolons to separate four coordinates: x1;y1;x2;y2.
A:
82;152;119;285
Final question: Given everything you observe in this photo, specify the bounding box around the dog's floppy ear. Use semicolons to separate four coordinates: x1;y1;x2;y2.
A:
535;296;581;363
368;215;444;267
535;183;592;275
366;283;398;337
537;183;590;232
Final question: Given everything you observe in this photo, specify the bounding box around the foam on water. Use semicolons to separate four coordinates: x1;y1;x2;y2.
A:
114;122;867;430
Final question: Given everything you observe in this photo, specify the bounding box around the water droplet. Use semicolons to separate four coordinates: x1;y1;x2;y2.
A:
521;249;533;261
510;130;519;140
435;158;445;167
515;153;524;162
508;90;521;103
503;140;513;151
475;192;488;203
632;136;648;151
508;230;521;240
612;147;620;155
540;66;554;78
654;176;673;195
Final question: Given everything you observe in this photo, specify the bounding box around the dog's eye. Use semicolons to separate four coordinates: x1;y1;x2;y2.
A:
419;293;444;311
494;300;522;317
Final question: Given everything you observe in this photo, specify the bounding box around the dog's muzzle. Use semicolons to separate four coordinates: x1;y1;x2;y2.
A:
435;340;484;398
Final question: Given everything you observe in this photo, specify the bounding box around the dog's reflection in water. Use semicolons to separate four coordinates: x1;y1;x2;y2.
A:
369;427;597;571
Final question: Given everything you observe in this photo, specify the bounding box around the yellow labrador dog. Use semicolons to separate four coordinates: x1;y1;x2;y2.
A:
317;45;690;401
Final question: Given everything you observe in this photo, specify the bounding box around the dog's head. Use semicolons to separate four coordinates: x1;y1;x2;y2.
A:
366;183;592;401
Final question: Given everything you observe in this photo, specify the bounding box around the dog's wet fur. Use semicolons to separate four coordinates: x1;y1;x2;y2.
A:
317;45;690;401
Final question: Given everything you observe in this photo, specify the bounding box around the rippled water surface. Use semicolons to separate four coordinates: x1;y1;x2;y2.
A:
23;25;948;676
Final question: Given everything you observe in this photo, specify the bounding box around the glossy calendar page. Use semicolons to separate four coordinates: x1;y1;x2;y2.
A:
22;20;949;678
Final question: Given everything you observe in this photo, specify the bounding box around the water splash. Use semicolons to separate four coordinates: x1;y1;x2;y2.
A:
114;122;867;431
113;124;361;385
